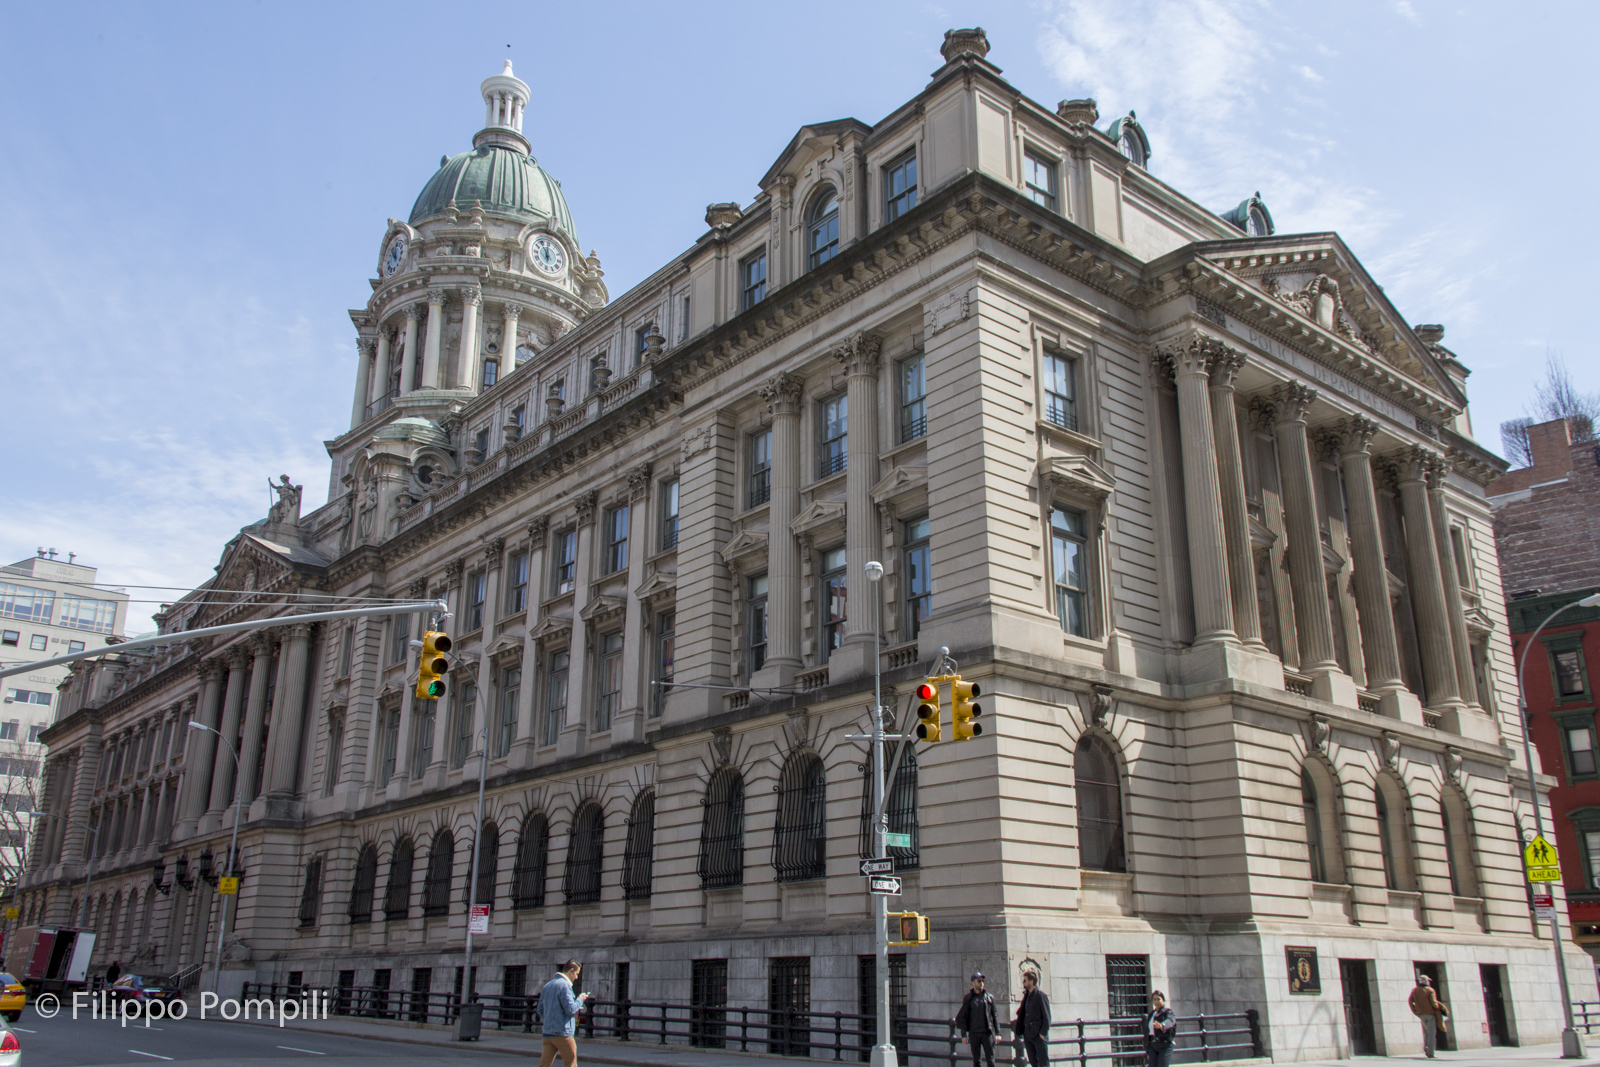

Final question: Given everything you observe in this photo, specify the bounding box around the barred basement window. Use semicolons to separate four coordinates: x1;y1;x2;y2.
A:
767;956;812;1056
297;857;322;928
512;812;549;909
622;789;656;900
348;844;377;924
564;802;605;905
384;837;415;921
473;821;499;911
773;753;826;882
858;747;919;871
422;828;454;916
698;768;745;888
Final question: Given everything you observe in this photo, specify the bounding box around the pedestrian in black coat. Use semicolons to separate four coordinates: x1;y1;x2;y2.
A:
1143;991;1177;1067
956;973;1000;1067
1013;971;1051;1067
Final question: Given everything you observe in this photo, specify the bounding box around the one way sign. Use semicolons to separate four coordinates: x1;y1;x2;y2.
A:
869;875;902;896
860;858;894;876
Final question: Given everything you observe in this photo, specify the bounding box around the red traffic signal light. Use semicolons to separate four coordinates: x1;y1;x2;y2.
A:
915;681;941;742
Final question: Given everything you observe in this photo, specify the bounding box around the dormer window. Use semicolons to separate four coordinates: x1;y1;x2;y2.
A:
808;188;840;270
1108;112;1150;168
1220;193;1275;237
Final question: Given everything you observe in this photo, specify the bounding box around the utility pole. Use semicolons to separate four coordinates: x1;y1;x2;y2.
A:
864;561;896;1067
458;724;489;1041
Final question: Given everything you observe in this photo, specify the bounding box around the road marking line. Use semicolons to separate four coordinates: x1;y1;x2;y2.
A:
129;1051;174;1060
10;1027;33;1033
276;1046;326;1055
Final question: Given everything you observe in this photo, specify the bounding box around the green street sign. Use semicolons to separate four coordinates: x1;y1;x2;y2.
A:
885;832;912;848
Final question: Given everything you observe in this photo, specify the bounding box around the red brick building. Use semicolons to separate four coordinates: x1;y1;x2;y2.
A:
1491;418;1600;952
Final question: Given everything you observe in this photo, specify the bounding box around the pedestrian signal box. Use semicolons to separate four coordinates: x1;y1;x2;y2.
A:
889;911;931;945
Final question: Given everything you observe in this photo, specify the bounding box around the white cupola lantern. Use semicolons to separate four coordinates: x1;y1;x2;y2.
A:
475;60;532;153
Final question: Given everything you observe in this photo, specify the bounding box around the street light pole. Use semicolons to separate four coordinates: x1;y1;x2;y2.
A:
458;724;490;1041
187;721;242;998
1515;591;1600;1060
864;561;897;1067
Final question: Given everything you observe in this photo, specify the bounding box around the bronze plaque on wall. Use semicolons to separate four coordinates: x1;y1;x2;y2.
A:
1286;946;1321;995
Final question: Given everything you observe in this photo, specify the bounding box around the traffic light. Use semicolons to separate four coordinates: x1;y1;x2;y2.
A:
889;911;931;945
414;630;452;700
914;681;941;742
951;678;982;740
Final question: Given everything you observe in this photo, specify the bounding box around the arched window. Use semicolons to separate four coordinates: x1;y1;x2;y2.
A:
858;747;920;871
422;828;454;916
699;768;745;888
1301;760;1346;883
512;812;549;909
1439;789;1480;898
122;890;139;953
349;843;378;923
623;790;656;900
774;753;827;882
1374;775;1416;891
1074;735;1125;872
1303;769;1327;882
298;857;323;928
565;802;605;905
107;892;119;949
473;821;499;911
807;189;840;270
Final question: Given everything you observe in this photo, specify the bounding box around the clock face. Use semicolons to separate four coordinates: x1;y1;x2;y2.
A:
382;236;407;276
529;235;567;276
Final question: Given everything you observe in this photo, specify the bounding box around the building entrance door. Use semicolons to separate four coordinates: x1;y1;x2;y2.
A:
1413;962;1454;1051
1480;964;1515;1046
1339;959;1378;1056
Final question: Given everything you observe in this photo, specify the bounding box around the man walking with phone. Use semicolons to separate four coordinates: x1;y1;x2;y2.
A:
540;958;593;1067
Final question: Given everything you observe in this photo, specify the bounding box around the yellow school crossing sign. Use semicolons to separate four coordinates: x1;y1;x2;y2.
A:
1525;835;1562;882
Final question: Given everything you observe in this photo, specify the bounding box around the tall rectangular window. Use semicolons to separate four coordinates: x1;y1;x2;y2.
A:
1554;648;1588;698
680;295;691;341
450;682;476;769
1051;506;1089;637
635;324;654;362
884;151;917;222
390;614;412;665
820;395;847;477
903;517;931;639
543;651;569;746
605;505;629;573
899;352;926;442
596;632;623;732
747;576;769;676
325;717;344;793
339;627;354;677
496;668;520;758
660;479;680;550
409;697;436;778
653;611;675;718
1044;350;1078;431
1567;723;1598;778
466;572;487;632
749;430;772;507
506;551;530;615
1450;527;1473;589
553;530;577;594
1024;149;1058;210
821;548;847;660
379;707;400;786
482;359;499;388
740;250;768;311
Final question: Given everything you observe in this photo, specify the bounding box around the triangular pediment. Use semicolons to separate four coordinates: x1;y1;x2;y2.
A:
720;528;769;563
635;571;677;602
871;464;928;505
758;119;873;191
529;614;573;641
484;633;524;659
579;595;626;624
790;499;846;536
1039;454;1116;501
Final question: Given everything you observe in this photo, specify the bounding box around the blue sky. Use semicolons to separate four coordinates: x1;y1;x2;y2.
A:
1;0;1594;633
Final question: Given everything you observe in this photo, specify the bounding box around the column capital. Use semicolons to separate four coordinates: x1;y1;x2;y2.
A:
483;536;507;567
1245;395;1277;434
1389;444;1444;484
759;371;805;415
443;558;466;588
197;658;225;683
1333;416;1380;457
502;301;524;321
406;300;427;320
381;323;398;341
1158;334;1231;379
831;332;882;376
1271;381;1318;423
1208;348;1246;389
248;632;275;659
527;515;549;550
427;287;448;307
627;462;654;501
461;286;482;307
575;489;599;526
224;646;249;670
357;337;378;357
284;621;313;641
407;576;429;600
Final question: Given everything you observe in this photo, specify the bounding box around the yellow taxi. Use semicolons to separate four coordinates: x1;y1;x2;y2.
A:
0;974;21;1022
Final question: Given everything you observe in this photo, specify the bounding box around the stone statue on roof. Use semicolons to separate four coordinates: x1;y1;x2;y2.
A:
268;474;302;526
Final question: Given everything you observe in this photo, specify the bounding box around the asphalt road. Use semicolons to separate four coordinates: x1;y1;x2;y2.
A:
10;1002;509;1067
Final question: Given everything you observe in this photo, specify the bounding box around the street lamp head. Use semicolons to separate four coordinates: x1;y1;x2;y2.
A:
865;561;883;582
1579;593;1600;608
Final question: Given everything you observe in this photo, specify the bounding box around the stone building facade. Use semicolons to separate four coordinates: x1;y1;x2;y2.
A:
19;29;1588;1059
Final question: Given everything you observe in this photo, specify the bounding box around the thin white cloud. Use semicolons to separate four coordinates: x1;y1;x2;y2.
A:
1394;1;1422;24
1299;65;1324;82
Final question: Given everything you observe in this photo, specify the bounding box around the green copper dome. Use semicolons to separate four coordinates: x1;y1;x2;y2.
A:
409;144;577;242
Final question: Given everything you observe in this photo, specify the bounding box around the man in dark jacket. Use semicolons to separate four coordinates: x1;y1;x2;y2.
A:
1143;991;1176;1067
956;973;1000;1067
1014;971;1051;1067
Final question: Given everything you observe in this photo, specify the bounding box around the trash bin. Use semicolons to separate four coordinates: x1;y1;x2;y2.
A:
457;1002;483;1041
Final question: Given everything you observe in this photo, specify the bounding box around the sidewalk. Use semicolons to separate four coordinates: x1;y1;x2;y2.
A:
225;1011;1600;1067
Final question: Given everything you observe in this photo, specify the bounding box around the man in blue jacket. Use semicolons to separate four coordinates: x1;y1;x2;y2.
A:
539;958;592;1067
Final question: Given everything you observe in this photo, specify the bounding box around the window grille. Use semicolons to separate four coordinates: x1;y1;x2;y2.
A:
749;431;772;507
564;802;605;905
422;828;454;916
348;844;377;924
383;837;414;921
690;959;729;1048
808;189;839;269
773;753;827;882
1106;954;1150;1058
297;857;322;928
512;812;548;908
408;968;432;1023
501;966;528;1026
470;820;498;911
698;768;745;888
820;396;847;477
858;746;919;871
767;957;811;1056
1044;351;1078;431
899;353;926;442
622;790;656;900
883;151;917;222
1075;736;1125;871
856;955;908;1061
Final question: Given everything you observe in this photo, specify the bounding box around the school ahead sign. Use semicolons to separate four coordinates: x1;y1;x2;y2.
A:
1524;835;1562;883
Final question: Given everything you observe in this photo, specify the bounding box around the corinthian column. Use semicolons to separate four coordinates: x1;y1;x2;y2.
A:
458;287;482;392
421;288;447;390
1393;448;1461;708
1427;464;1479;704
234;634;276;806
263;623;312;797
1209;348;1261;645
176;660;223;832
1165;338;1235;643
1271;383;1339;672
401;303;423;394
501;303;522;378
757;372;804;684
837;333;883;665
1335;418;1405;696
370;326;394;410
351;337;376;429
205;649;249;819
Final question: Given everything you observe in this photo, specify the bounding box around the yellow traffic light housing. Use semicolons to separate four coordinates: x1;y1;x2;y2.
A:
889;911;931;945
914;681;942;742
951;678;983;740
414;630;452;701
